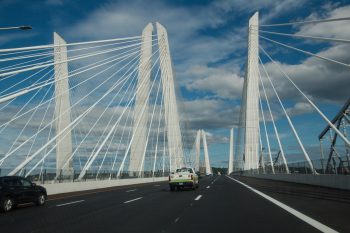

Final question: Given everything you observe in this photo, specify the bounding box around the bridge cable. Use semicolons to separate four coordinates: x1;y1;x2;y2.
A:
94;53;146;179
258;92;275;174
259;30;350;44
0;48;141;165
79;43;161;178
152;87;164;177
138;63;162;177
259;35;350;68
259;57;315;174
116;52;165;178
260;16;350;27
0;35;143;53
27;53;143;179
0;37;142;72
260;46;350;148
108;74;139;179
258;66;290;173
79;51;147;177
0;69;55;166
0;43;146;105
3;47;142;172
104;46;163;177
0;39;148;78
57;47;154;179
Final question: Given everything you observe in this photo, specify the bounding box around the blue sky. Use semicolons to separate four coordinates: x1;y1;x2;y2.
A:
1;0;350;168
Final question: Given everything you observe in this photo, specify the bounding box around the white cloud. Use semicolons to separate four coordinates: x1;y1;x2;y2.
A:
182;99;240;129
184;65;244;100
286;102;314;116
297;5;350;38
260;42;350;104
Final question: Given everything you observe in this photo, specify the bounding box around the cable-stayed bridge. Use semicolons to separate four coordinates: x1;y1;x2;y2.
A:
0;22;206;182
0;14;349;233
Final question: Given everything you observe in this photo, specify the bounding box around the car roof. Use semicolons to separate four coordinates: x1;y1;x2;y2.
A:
0;176;21;179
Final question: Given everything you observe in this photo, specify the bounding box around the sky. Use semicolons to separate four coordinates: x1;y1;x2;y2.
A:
0;0;350;168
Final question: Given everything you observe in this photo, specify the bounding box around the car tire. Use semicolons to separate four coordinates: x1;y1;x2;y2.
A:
0;197;14;213
36;193;46;206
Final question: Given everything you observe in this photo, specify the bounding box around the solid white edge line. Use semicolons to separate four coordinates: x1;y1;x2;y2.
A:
124;197;143;204
195;195;202;201
225;176;338;233
56;200;85;207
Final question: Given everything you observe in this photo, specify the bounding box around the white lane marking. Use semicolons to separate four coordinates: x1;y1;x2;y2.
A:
125;189;137;192
195;195;202;201
206;186;210;189
210;177;218;185
56;200;85;207
124;197;143;204
154;184;160;187
174;217;180;223
225;176;339;233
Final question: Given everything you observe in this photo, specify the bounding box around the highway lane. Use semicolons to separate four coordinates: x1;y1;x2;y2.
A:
232;176;350;233
0;175;346;232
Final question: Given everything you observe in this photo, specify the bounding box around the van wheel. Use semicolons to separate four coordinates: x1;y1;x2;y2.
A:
0;197;14;212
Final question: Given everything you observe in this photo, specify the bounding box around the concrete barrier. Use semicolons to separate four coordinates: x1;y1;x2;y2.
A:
242;174;350;190
42;177;168;195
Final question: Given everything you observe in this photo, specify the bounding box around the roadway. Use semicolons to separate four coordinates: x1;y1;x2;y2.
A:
0;175;349;232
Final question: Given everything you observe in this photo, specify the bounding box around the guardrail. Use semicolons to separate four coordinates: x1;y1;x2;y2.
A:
0;168;170;184
232;156;350;175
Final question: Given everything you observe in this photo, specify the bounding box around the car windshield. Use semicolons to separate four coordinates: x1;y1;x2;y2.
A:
176;168;192;173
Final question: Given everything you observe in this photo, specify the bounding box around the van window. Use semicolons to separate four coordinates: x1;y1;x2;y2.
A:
176;168;193;173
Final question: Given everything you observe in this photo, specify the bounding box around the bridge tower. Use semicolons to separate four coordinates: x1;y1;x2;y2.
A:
228;128;234;174
157;22;184;171
201;130;212;175
195;130;201;171
129;23;153;176
194;129;212;174
53;32;73;176
242;12;260;170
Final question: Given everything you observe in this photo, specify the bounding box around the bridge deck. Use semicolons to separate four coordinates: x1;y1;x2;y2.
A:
0;176;349;232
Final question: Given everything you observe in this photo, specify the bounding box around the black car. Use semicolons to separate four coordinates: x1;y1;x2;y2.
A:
0;176;47;212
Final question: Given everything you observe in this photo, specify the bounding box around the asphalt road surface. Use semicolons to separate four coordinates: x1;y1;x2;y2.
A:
0;175;349;233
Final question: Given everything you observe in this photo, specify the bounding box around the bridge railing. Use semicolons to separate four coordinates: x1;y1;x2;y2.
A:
232;156;350;175
0;168;170;184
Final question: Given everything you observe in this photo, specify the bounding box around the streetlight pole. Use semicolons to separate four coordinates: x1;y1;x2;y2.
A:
0;25;32;31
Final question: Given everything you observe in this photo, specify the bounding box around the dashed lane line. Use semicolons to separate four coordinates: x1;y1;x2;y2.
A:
56;200;85;207
124;197;143;204
125;189;137;192
195;195;202;201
